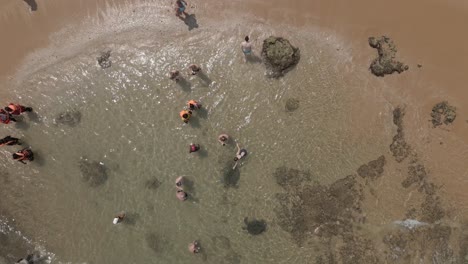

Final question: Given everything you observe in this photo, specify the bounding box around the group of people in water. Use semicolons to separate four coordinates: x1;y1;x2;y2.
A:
0;103;35;164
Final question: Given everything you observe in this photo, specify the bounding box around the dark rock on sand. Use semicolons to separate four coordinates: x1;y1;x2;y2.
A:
430;101;457;127
55;109;81;126
97;51;112;69
368;36;408;77
78;158;108;187
285;98;300;112
357;155;386;180
390;107;411;162
421;194;445;223
261;36;300;78
243;217;267;235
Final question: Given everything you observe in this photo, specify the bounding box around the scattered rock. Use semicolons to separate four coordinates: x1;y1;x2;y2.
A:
417;64;423;68
389;107;411;162
421;194;445;223
357;155;386;180
402;161;427;188
78;158;108;187
55;109;81;126
145;177;161;190
242;217;267;235
430;101;457;127
97;51;112;69
261;36;300;78
368;36;408;77
285;98;300;112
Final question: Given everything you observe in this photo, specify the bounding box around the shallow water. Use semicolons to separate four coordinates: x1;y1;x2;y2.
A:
0;4;405;263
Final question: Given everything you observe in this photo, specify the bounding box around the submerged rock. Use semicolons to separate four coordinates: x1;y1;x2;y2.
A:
357;155;386;180
55;109;81;126
390;107;411;163
97;51;112;69
285;98;300;112
243;217;267;235
368;36;408;77
261;36;300;78
79;158;108;187
430;101;456;127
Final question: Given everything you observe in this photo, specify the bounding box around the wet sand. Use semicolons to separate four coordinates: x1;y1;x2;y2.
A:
1;0;468;262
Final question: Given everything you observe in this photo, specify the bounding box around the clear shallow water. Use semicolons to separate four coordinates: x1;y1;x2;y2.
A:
0;7;395;263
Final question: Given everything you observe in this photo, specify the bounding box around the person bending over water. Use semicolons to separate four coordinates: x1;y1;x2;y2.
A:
0;136;21;146
5;103;33;115
218;134;229;146
176;189;188;201
233;143;247;169
0;109;16;124
175;0;188;18
169;70;180;81
241;36;252;62
188;240;201;253
188;64;201;75
113;212;126;225
13;148;34;164
187;100;201;110
189;143;200;153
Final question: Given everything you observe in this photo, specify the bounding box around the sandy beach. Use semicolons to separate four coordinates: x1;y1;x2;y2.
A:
1;0;468;263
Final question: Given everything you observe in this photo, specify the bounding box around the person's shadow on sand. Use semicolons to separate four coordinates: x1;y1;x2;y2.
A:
182;14;198;31
23;0;38;11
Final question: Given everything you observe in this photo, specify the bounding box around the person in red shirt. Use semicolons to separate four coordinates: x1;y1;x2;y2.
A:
4;103;33;115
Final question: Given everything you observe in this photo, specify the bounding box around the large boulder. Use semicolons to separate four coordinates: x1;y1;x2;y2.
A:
261;36;300;78
368;36;408;77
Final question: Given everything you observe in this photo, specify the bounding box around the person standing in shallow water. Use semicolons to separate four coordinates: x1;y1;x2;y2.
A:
175;0;188;18
0;136;21;146
188;240;201;253
241;36;253;62
169;70;180;81
218;134;229;146
12;148;34;164
188;64;201;75
4;103;33;115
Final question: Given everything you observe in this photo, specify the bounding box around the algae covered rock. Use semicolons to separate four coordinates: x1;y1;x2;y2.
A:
97;51;111;69
285;98;300;112
430;101;456;127
261;36;300;78
243;217;267;235
368;36;408;77
79;158;108;187
55;109;81;127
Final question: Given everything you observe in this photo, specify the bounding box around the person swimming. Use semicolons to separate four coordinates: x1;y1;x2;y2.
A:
175;176;185;189
187;100;201;110
218;134;229;146
188;240;201;254
176;189;188;201
12;148;34;164
0;136;21;146
5;103;33;115
233;142;247;169
0;109;16;124
179;110;192;123
169;70;181;81
189;143;200;153
188;64;201;75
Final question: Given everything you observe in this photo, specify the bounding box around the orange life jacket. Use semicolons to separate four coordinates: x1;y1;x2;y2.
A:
179;110;192;122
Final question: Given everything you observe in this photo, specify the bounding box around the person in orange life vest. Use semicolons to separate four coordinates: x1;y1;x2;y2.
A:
4;103;33;115
0;136;21;146
187;100;201;111
12;148;34;164
0;109;16;124
179;110;192;123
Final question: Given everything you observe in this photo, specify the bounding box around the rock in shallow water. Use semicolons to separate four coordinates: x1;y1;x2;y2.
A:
430;101;456;127
261;36;300;78
243;217;267;235
55;109;81;126
285;98;300;112
79;158;108;187
368;36;408;77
